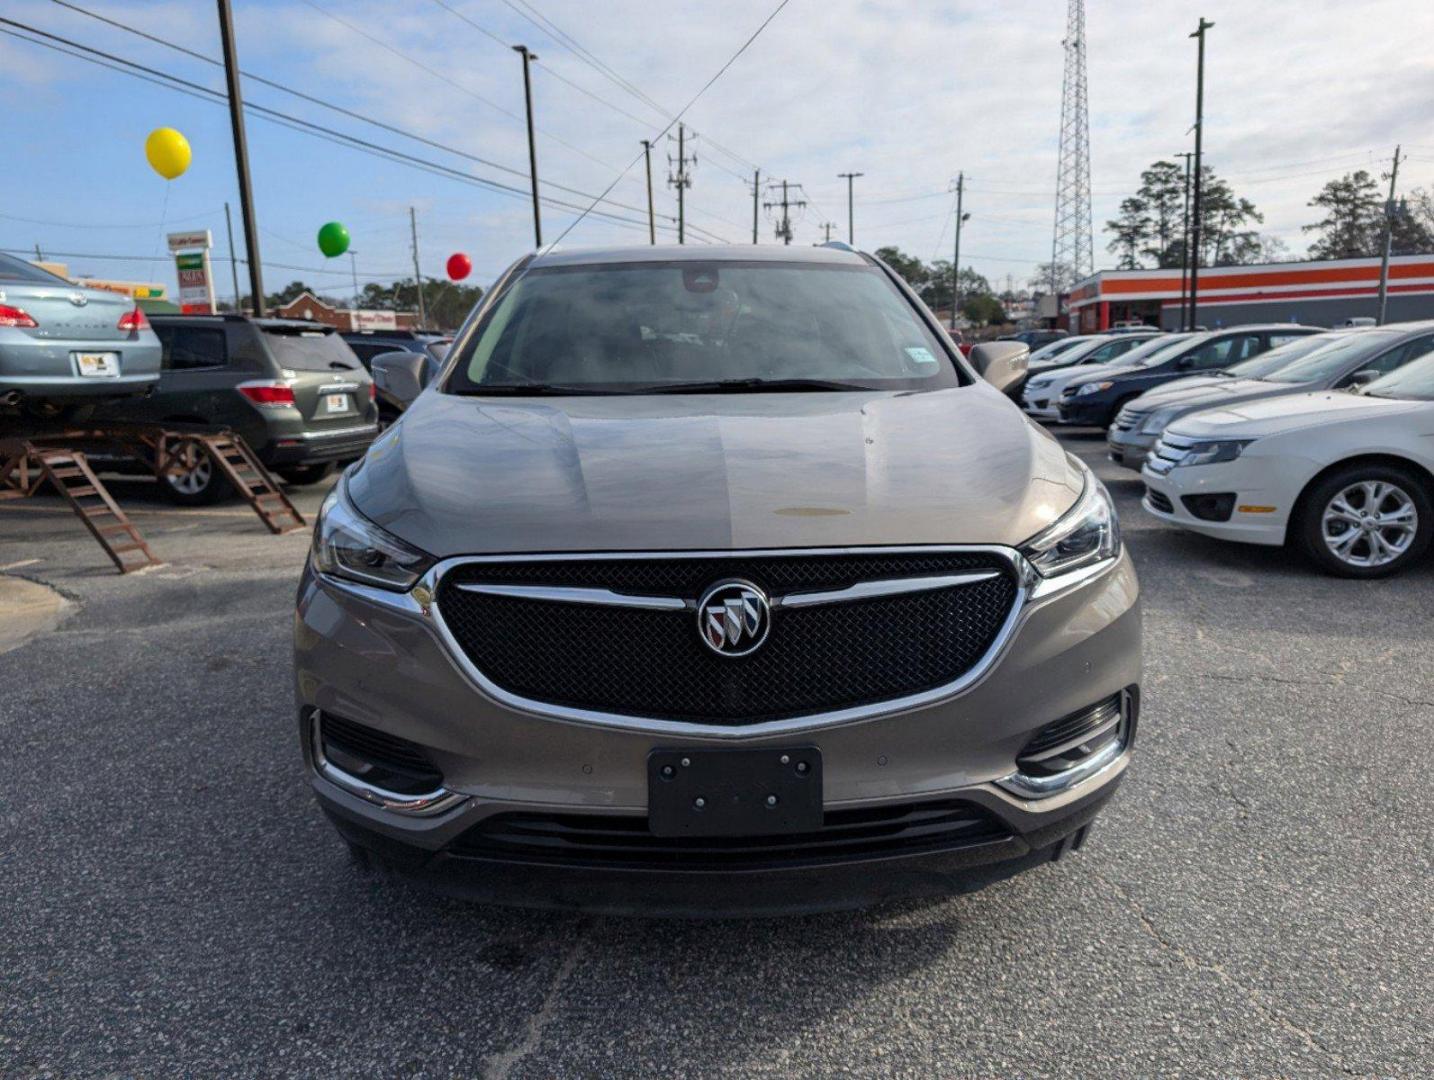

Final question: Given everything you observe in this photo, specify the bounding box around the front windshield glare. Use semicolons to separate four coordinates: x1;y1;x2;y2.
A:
1263;331;1399;384
448;261;961;393
1222;333;1336;379
1125;333;1194;366
1364;352;1434;400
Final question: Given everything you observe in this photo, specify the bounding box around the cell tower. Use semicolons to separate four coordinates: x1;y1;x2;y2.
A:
1051;0;1093;295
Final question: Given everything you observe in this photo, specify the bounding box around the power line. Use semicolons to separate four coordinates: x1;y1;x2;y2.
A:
0;19;730;244
549;0;790;247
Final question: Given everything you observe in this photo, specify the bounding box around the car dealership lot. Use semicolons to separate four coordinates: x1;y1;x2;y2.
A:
2;435;1432;1079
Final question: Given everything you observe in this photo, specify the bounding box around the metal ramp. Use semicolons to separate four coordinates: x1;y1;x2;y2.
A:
170;432;306;534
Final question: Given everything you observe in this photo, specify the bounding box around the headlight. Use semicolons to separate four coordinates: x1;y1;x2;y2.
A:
1171;439;1252;468
1076;381;1113;396
1025;378;1050;392
1139;407;1180;435
312;479;435;590
1020;472;1121;578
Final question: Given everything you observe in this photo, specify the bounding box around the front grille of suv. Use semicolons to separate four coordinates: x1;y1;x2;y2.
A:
449;799;1011;869
435;551;1020;725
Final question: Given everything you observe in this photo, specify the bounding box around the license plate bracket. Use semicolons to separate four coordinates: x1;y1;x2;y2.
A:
647;746;823;837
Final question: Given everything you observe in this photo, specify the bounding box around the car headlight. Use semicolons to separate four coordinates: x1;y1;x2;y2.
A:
1025;378;1050;392
1171;439;1252;468
312;479;435;590
1020;472;1121;578
1076;381;1113;397
1139;407;1180;435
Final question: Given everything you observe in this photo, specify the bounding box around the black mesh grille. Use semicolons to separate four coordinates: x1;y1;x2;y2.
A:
450;799;1010;869
436;552;1018;724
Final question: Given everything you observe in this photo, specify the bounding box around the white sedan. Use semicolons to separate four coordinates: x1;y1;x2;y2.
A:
1140;354;1434;577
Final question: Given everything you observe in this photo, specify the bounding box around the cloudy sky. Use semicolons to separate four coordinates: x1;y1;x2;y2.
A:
4;0;1434;303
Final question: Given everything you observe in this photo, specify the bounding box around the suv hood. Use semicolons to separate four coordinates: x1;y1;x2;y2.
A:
1167;390;1428;440
348;387;1084;556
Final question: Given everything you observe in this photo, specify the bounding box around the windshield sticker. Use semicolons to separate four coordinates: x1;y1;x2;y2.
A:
904;346;938;367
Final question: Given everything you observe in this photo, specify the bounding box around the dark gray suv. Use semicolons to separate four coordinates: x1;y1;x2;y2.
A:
296;245;1141;915
96;316;377;502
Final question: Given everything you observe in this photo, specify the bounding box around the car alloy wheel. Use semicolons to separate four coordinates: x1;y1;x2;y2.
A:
1320;480;1419;569
166;454;212;496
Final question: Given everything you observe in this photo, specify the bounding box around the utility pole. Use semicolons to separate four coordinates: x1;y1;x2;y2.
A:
223;202;242;313
1377;144;1402;326
751;168;760;244
409;206;428;331
821;222;838;243
950;173;968;331
763;180;806;245
349;250;360;309
667;123;695;244
640;140;656;245
1176;151;1193;331
513;45;542;248
216;0;265;315
1187;17;1214;333
837;171;863;244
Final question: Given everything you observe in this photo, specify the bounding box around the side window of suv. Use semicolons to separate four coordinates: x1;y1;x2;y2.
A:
1187;333;1260;370
157;326;228;371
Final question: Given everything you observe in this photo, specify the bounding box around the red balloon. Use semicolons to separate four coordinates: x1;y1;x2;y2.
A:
446;252;472;281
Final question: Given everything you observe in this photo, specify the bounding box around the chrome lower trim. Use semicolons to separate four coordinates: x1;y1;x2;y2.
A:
995;692;1132;799
293;423;379;441
310;711;467;817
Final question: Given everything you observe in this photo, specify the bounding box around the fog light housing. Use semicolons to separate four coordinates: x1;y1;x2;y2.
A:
1181;492;1236;522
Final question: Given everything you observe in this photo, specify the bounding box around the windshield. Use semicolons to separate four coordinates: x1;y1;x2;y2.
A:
1220;333;1339;379
0;252;71;285
1364;352;1434;400
447;261;961;394
1029;336;1091;364
262;327;364;372
1124;333;1196;367
1262;330;1400;384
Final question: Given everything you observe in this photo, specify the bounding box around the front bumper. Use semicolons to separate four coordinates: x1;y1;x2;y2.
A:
1107;427;1156;470
1140;458;1290;545
1021;393;1062;421
1057;396;1111;426
294;550;1142;914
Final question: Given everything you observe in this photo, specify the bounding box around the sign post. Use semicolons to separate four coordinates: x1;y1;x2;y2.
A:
168;230;218;314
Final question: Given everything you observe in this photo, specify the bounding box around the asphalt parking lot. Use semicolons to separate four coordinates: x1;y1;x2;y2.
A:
2;427;1432;1079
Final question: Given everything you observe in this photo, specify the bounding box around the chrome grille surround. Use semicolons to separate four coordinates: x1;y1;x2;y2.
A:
422;546;1039;737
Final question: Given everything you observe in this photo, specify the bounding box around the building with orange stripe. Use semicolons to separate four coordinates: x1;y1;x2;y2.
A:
1068;253;1434;332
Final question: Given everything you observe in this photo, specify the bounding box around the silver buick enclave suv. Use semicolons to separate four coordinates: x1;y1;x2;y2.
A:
294;244;1141;915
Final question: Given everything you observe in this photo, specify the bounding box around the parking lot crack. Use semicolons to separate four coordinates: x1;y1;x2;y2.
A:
1089;868;1359;1076
480;922;590;1080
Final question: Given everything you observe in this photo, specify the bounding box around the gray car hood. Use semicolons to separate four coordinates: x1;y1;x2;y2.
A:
1135;377;1295;412
348;386;1084;556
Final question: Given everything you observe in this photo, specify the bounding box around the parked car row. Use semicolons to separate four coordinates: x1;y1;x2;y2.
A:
1024;321;1434;577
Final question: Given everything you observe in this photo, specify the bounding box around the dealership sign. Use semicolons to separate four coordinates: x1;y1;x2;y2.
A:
169;230;216;314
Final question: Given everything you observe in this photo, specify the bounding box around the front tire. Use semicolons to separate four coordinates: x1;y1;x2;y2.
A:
1296;464;1432;578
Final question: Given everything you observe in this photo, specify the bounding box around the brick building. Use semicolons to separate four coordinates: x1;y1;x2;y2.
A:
270;290;420;332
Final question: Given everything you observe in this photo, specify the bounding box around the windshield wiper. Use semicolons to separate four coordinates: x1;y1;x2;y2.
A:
451;383;629;396
638;377;870;394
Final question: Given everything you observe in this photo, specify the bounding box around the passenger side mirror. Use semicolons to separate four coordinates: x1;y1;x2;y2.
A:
370;350;429;409
1346;368;1381;389
1177;355;1195;369
968;341;1029;399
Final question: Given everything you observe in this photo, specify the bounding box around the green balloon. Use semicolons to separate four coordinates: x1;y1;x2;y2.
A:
317;221;350;258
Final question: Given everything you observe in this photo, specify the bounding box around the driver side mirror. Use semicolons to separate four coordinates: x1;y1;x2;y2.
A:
370;350;429;409
1346;368;1381;389
968;341;1030;399
1177;355;1195;369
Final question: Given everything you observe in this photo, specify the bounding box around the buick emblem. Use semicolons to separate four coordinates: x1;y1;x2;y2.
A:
696;580;771;657
68;293;88;307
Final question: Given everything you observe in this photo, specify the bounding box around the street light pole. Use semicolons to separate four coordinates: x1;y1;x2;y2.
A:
216;0;265;315
513;45;542;249
837;171;863;244
1187;17;1214;333
1377;144;1402;326
1176;151;1193;331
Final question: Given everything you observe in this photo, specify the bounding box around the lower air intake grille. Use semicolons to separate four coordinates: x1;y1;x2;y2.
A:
318;712;442;795
1145;487;1174;514
1016;694;1125;779
450;800;1011;869
435;552;1019;725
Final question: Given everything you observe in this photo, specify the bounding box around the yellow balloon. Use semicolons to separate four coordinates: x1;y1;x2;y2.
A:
145;127;191;180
